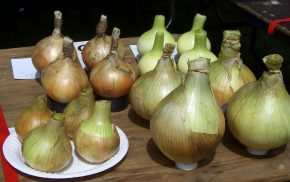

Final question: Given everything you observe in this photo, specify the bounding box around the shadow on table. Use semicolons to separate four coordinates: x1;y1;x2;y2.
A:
127;108;150;129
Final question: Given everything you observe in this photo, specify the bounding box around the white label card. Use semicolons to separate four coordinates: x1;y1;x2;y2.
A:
11;41;88;80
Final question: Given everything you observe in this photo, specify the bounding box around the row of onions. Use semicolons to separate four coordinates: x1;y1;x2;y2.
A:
133;13;290;170
15;11;137;172
15;10;290;172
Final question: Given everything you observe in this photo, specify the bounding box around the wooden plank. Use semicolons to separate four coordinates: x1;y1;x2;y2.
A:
233;0;290;36
1;37;290;181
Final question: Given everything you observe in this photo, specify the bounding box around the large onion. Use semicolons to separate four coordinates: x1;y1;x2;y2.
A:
74;100;120;163
151;58;225;170
227;54;290;156
41;36;89;103
177;13;211;55
22;113;72;172
90;28;137;98
137;15;176;56
82;15;125;70
178;30;217;74
130;43;182;120
209;30;256;107
32;10;78;72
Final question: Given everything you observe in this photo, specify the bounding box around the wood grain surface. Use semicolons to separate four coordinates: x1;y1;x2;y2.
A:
1;37;290;182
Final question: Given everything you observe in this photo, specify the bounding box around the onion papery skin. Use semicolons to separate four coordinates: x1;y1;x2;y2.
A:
22;113;72;172
41;37;89;103
138;32;164;75
74;100;120;163
178;30;217;74
15;95;53;142
32;11;78;72
227;54;290;151
63;87;95;138
137;15;176;56
82;15;125;70
151;58;225;164
177;13;211;55
209;30;256;106
130;43;182;120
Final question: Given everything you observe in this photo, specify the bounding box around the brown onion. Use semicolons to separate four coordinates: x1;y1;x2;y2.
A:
82;15;125;70
90;27;137;98
32;10;78;72
15;95;53;142
41;36;89;103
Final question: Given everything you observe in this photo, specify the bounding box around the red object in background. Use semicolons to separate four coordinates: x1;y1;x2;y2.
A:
268;18;290;35
0;106;19;182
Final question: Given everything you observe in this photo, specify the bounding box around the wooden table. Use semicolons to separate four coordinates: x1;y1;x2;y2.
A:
1;37;290;181
231;0;290;36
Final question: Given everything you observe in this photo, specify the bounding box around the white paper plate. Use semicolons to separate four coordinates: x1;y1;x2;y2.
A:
3;127;129;179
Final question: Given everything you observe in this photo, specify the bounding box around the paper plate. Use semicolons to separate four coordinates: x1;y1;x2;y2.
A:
3;127;129;179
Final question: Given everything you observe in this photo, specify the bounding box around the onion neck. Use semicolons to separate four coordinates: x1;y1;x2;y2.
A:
193;30;207;50
259;54;285;91
218;30;241;61
185;59;210;94
54;10;62;32
90;101;111;124
152;15;166;29
31;95;49;111
78;87;95;106
47;113;65;130
96;15;108;37
191;13;206;32
151;32;164;52
155;43;175;72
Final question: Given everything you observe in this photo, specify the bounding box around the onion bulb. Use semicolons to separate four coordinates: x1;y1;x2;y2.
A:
32;10;78;72
178;30;217;74
151;58;225;170
82;15;125;70
209;30;256;107
137;15;176;56
74;100;120;163
177;13;211;55
15;95;53;142
41;36;89;103
227;54;290;155
138;31;164;75
22;113;72;172
90;27;137;98
130;43;182;120
63;87;95;138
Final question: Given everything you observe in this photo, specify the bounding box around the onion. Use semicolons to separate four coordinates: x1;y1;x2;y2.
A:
32;10;78;72
227;54;290;156
178;30;217;74
90;27;137;98
74;100;120;163
177;13;211;55
63;87;95;138
130;43;182;120
209;30;256;107
22;113;72;172
15;95;53;142
138;32;164;75
150;58;225;170
41;36;89;103
82;15;125;70
137;15;176;56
